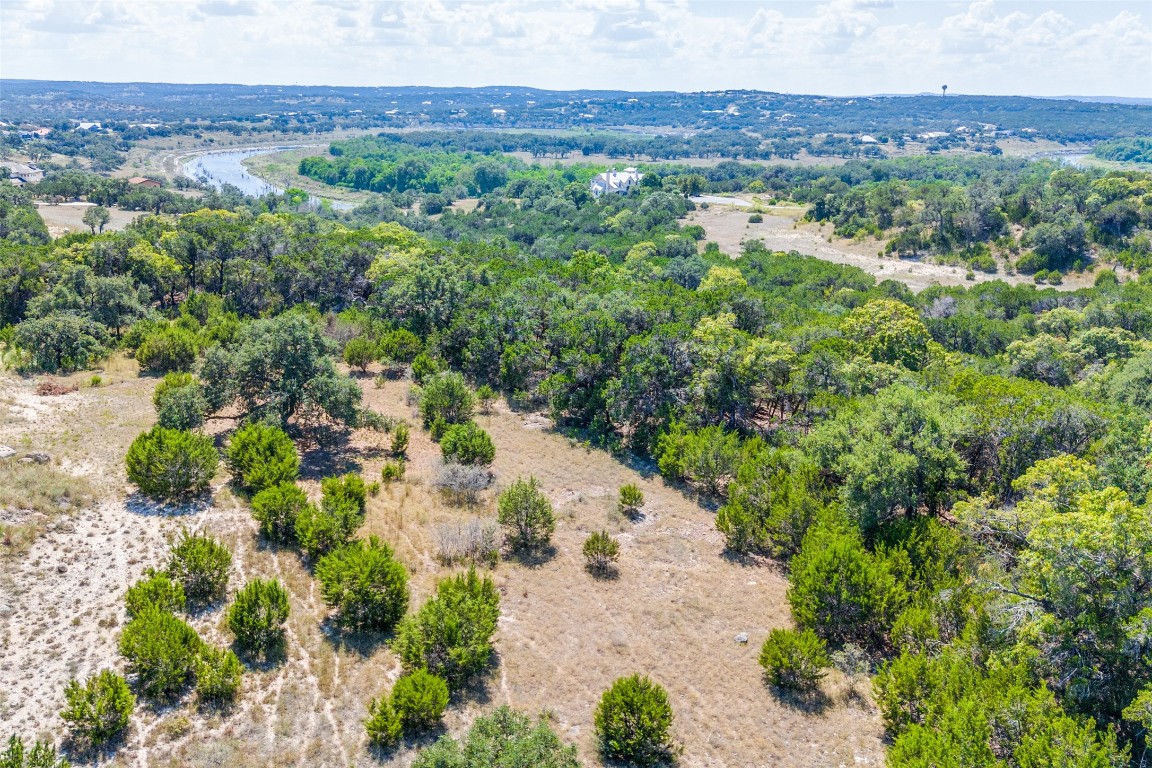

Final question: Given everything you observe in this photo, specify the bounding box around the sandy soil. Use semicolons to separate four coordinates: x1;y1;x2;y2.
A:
688;202;1094;293
1;363;884;767
35;203;142;238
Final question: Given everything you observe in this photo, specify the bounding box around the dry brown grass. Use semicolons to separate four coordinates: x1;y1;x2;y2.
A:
2;370;884;767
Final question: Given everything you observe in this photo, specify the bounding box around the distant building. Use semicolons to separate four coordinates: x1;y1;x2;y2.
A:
0;161;44;185
859;135;879;144
590;167;643;198
76;121;102;131
127;177;161;188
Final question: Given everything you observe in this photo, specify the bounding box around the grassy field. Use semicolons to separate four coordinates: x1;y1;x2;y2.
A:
0;362;884;767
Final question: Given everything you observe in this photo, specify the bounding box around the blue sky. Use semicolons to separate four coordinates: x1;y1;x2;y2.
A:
1;0;1149;97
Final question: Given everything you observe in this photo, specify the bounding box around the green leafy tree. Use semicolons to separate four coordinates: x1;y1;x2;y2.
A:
82;205;111;234
199;314;361;426
391;422;410;457
125;427;218;501
225;421;299;492
617;484;645;517
655;422;743;495
759;628;830;692
118;607;205;699
343;336;377;372
195;646;243;705
787;522;903;649
716;448;823;558
440;421;496;466
379;328;422;363
136;327;198;373
393;569;500;690
410;706;580;768
806;385;968;536
594;675;679;767
497;477;556;555
124;569;185;618
166;530;231;609
840;299;932;370
364;695;403;748
153;379;208;431
0;736;71;768
13;313;108;374
227;579;290;658
60;670;134;747
419;371;475;430
583;531;620;576
315;536;409;632
391;669;450;732
250;482;310;543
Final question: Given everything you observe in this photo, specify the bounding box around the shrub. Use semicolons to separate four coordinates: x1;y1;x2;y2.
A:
250;482;309;543
125;426;218;500
227;579;290;657
758;628;830;692
381;459;406;483
118;607;205;699
618;483;645;517
440;422;496;466
393;569;500;690
60;670;134;747
315;536;409;632
154;380;208;431
195;646;243;705
475;384;496;414
364;696;402;748
497;477;555;554
435;518;498;567
343;336;377;372
411;706;580;768
419;371;474;429
715;450;822;558
136;327;198;373
391;669;450;732
295;500;356;559
583;531;621;576
786;522;902;650
411;352;442;384
14;313;108;374
748;213;763;223
390;422;410;457
379;328;422;363
0;736;71;768
152;372;196;405
124;569;185;618
166;530;231;609
432;461;493;505
225;422;299;492
594;675;678;766
321;473;367;517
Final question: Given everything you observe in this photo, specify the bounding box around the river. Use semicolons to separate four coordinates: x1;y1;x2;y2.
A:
181;145;353;209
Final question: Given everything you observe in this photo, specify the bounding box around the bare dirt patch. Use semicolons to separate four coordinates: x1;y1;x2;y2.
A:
2;367;883;767
35;202;141;238
689;203;1094;293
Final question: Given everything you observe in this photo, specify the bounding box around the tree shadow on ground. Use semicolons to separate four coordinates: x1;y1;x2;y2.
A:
233;637;287;671
767;683;831;715
319;618;393;658
296;427;364;481
719;548;783;573
504;543;557;569
125;492;211;517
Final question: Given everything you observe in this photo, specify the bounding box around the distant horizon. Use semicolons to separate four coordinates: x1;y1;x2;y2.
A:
2;1;1148;99
3;77;1150;108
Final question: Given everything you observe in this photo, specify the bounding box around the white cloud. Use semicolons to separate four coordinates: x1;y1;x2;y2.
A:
0;0;1147;97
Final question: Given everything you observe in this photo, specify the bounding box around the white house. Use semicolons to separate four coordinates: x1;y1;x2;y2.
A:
590;167;643;198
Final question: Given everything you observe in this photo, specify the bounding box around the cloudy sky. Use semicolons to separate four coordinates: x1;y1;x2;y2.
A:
2;0;1149;97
